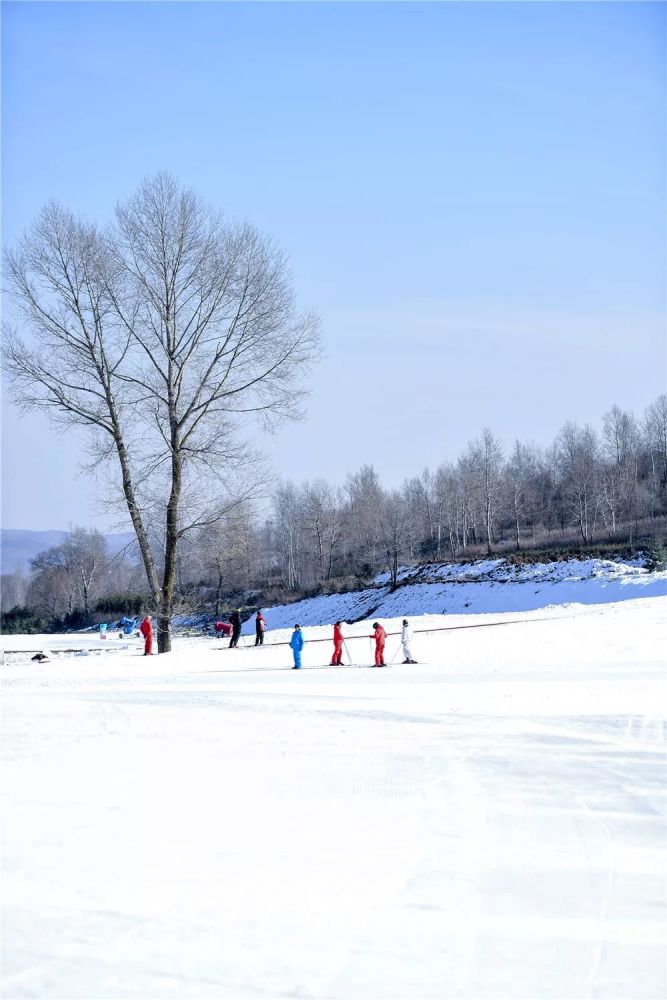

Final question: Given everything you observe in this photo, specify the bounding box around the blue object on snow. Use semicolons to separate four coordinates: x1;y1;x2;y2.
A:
290;630;304;652
290;628;304;668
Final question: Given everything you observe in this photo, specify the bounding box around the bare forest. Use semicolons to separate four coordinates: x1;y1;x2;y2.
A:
184;395;667;598
4;395;666;632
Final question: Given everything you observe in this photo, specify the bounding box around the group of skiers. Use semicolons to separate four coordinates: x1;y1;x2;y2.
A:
214;609;264;648
212;609;419;669
289;618;418;669
142;608;418;668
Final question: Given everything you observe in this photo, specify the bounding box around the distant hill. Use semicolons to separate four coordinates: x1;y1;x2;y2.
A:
1;529;136;575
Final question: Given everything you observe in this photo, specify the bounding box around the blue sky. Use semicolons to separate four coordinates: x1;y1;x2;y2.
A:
2;1;665;530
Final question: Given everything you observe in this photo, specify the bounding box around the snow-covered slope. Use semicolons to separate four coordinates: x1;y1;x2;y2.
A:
241;557;667;633
1;596;665;999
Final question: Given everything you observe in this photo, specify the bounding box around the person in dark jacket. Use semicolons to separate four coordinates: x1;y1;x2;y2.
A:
290;624;304;669
139;615;153;656
331;621;344;665
229;609;242;648
255;610;267;646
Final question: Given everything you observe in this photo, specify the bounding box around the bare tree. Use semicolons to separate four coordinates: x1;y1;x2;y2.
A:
433;463;461;557
644;394;667;515
1;566;27;613
465;428;504;555
24;527;108;620
4;174;320;650
381;490;410;590
26;563;69;620
601;406;642;534
301;480;342;583
403;470;436;558
187;504;259;614
557;422;600;544
504;441;539;550
343;465;385;574
62;527;109;616
273;481;303;590
29;547;76;618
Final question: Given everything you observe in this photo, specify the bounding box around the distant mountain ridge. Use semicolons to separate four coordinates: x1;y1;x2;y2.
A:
1;529;136;574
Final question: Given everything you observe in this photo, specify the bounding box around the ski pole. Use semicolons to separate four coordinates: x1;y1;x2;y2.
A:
388;639;402;665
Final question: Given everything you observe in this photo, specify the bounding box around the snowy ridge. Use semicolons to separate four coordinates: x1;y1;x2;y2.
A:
373;556;646;586
239;557;666;633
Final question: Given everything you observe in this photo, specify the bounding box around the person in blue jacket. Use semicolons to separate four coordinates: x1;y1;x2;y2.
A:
290;624;304;669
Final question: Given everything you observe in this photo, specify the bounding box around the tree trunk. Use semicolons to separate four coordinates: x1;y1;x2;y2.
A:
485;496;493;555
110;408;161;605
389;549;399;591
159;434;182;653
156;613;172;655
215;568;223;617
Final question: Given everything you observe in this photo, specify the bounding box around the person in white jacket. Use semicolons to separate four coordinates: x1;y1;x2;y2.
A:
401;619;417;664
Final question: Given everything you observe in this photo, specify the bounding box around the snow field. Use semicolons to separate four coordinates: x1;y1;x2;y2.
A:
1;596;666;999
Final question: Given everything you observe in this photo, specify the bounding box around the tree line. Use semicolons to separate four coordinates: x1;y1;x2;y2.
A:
3;394;665;632
182;394;666;596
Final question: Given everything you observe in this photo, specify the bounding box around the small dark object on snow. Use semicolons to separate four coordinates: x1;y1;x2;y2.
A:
31;652;50;663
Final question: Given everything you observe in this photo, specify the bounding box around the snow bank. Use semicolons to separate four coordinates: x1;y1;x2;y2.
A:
244;558;666;634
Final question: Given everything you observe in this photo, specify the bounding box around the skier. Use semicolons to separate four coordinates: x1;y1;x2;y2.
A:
139;615;153;656
331;621;344;665
401;619;417;663
214;620;232;637
229;609;242;648
371;621;386;667
290;624;304;669
255;610;267;646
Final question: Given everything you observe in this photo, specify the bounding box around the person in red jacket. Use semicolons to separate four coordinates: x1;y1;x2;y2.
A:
371;621;386;667
331;621;344;665
139;615;153;656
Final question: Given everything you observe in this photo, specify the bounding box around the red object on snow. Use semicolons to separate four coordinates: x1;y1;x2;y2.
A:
331;622;344;665
372;624;386;666
139;616;153;655
215;621;232;636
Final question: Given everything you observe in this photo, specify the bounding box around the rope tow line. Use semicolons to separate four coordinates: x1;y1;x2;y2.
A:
218;610;593;650
5;611;596;657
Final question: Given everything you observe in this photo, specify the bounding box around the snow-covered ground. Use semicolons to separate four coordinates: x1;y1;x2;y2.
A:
2;593;666;998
